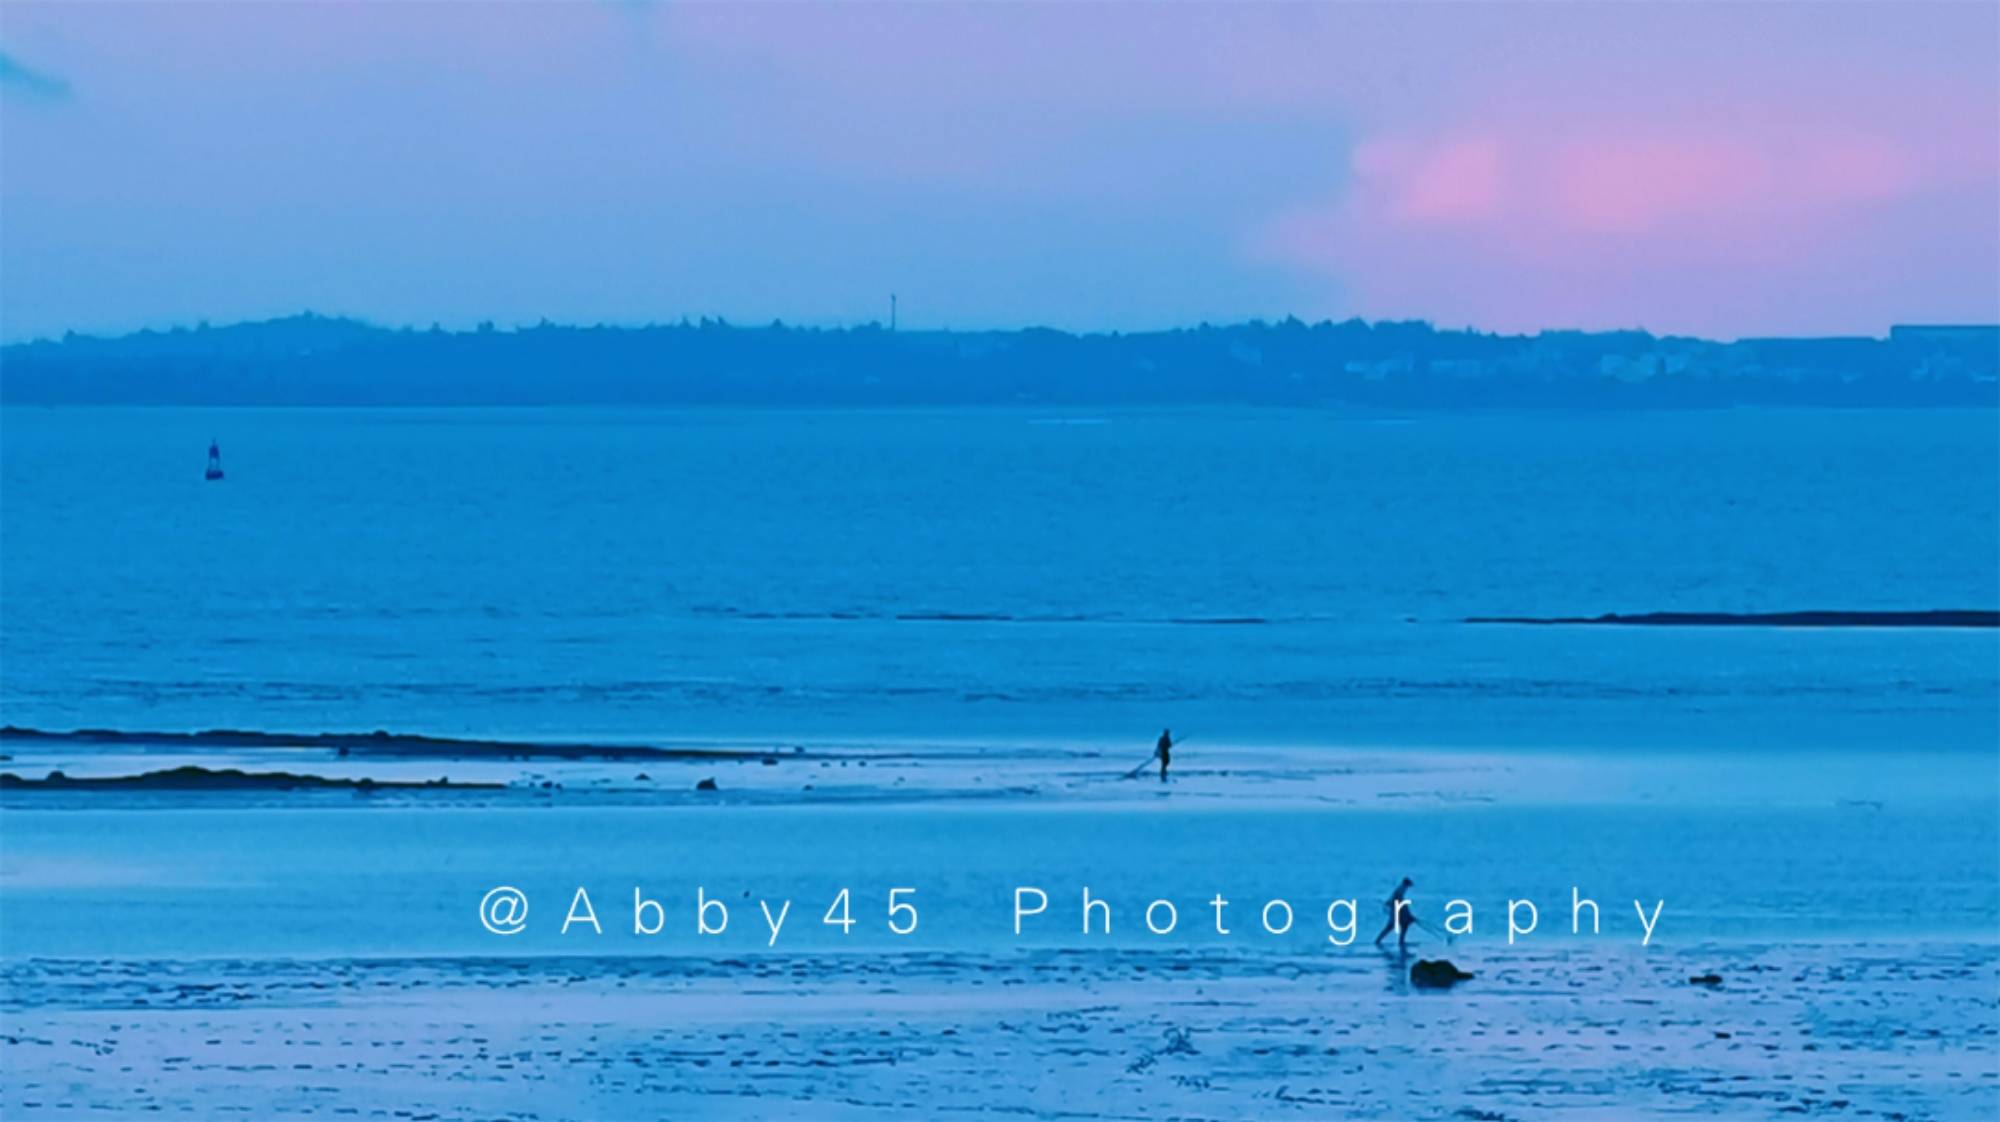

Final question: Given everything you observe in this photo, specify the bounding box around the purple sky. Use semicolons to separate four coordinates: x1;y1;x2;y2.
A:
2;1;1995;341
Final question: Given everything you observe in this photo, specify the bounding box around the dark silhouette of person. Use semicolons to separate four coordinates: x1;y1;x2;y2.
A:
1156;728;1173;782
1374;877;1417;950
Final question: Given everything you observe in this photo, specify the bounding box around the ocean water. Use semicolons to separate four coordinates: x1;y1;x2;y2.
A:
5;405;1998;1119
2;406;1995;749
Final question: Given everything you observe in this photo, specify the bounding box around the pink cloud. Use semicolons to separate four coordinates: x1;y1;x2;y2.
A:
1255;109;1995;334
1329;123;1938;244
1357;137;1505;224
1554;137;1772;233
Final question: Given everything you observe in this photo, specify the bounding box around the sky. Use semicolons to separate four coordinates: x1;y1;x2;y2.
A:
1;1;1995;341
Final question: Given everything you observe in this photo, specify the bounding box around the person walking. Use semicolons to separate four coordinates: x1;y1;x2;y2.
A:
1374;877;1417;950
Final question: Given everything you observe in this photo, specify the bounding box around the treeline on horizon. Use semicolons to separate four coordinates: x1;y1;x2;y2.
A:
1;314;1994;408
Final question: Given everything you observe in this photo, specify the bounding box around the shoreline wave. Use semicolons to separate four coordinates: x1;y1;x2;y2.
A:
1466;609;1998;628
0;725;835;762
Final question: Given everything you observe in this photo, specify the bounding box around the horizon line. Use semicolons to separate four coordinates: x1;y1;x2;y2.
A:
10;310;1996;350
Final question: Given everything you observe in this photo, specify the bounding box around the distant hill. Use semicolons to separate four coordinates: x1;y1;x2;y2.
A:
2;315;1994;408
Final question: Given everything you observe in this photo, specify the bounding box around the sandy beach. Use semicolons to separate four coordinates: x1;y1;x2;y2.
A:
6;942;1995;1120
4;729;1997;1119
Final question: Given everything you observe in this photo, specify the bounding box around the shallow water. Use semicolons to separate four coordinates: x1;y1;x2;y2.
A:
5;785;1996;959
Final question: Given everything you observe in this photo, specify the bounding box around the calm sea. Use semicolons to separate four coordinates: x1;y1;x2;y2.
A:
2;406;1995;750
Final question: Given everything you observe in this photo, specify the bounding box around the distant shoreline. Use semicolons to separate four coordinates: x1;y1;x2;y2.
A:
5;314;1993;408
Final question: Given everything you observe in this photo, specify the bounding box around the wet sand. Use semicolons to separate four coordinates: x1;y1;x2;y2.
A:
4;733;1995;1117
5;943;1994;1120
1;728;1987;812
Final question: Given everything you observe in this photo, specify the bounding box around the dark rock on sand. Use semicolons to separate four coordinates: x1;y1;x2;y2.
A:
696;777;719;791
1410;959;1475;988
0;766;500;792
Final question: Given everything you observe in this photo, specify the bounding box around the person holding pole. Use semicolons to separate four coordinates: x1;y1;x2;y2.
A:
1374;877;1417;950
